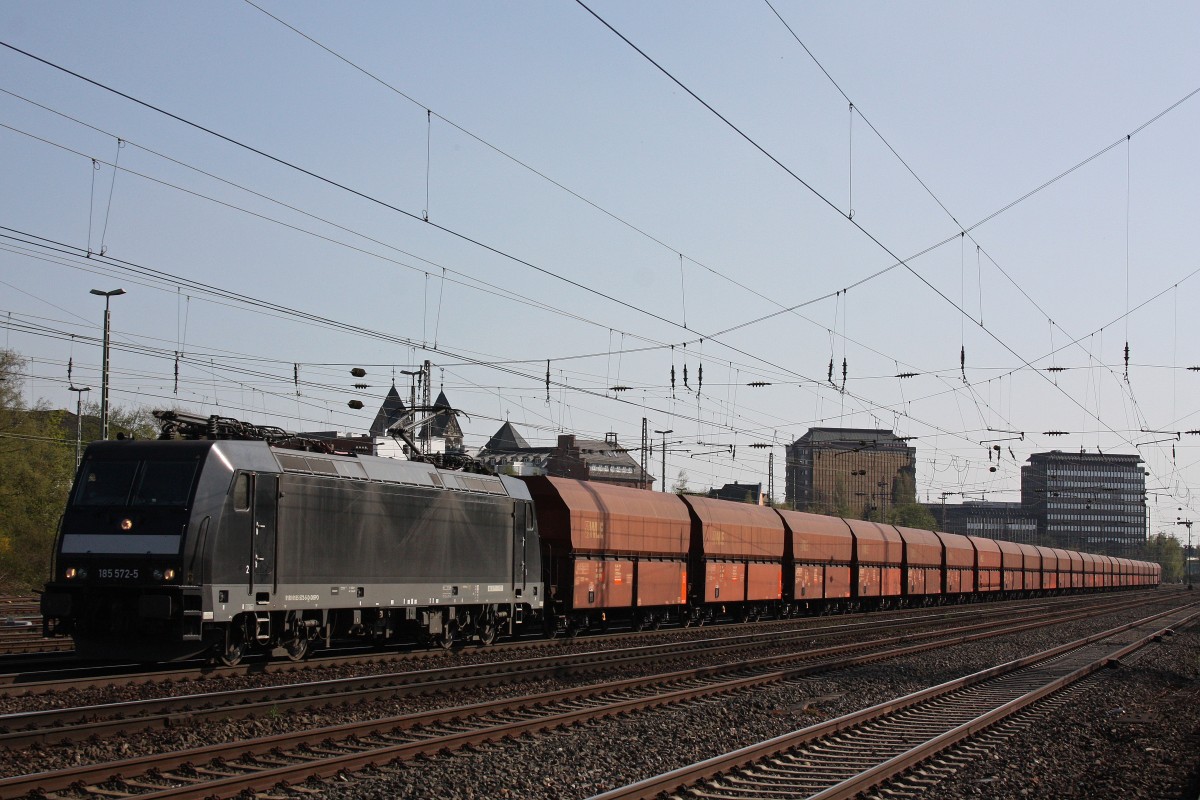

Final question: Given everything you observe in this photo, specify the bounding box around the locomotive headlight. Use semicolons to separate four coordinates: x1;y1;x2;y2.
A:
119;518;133;531
65;567;77;579
163;568;176;581
153;569;163;581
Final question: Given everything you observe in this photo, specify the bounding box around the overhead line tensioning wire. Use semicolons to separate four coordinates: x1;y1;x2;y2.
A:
0;114;646;342
775;6;1200;360
0;119;955;438
1;225;800;400
2;42;1168;473
241;1;799;324
574;0;1194;460
0;40;689;334
0;250;1000;463
0;39;1005;447
0;77;877;425
0;80;1036;423
584;0;1196;442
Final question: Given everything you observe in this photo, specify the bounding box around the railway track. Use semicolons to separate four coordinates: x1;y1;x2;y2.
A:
589;602;1198;800
0;628;69;656
0;592;1146;691
0;597;58;657
0;594;1151;709
0;595;1174;798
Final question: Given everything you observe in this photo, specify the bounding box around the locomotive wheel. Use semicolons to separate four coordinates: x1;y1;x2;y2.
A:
283;613;310;661
284;630;310;661
477;614;497;647
219;630;245;667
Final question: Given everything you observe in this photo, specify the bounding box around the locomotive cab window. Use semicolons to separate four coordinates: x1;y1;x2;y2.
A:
74;457;201;510
74;461;138;506
131;460;198;507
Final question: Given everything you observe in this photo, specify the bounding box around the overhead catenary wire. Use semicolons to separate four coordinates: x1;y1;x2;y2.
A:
575;1;1195;469
0;79;890;430
0;25;1190;503
0;79;1123;453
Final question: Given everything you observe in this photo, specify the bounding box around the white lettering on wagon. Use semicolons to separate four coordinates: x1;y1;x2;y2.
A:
487;585;504;592
285;594;320;602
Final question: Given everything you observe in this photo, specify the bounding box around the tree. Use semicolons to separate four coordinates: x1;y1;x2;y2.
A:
1143;533;1185;583
77;400;158;441
0;349;161;592
0;350;76;592
672;469;690;494
887;503;938;531
891;468;917;505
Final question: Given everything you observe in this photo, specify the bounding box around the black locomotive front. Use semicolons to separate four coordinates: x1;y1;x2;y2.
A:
40;440;215;660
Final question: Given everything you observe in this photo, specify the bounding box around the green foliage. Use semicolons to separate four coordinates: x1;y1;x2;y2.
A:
76;400;159;441
1143;533;1185;582
891;469;917;505
887;503;938;531
0;349;158;592
0;350;76;592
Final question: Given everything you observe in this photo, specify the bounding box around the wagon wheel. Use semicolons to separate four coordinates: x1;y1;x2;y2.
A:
284;613;310;662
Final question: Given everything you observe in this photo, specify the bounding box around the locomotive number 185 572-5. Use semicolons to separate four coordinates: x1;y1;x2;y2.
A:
98;568;139;579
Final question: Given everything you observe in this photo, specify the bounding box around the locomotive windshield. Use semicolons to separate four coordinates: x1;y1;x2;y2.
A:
73;459;200;509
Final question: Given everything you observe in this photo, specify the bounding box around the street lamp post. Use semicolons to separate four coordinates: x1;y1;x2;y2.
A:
653;429;673;492
67;384;90;467
90;288;125;440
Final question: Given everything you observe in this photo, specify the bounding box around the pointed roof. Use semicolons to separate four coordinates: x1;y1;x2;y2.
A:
369;383;407;437
428;390;463;439
482;421;530;453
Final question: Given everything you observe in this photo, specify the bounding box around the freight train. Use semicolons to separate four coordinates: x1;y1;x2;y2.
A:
39;413;1160;664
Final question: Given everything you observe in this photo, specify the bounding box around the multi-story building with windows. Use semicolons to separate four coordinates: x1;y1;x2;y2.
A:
927;500;1039;543
1021;450;1146;555
785;428;916;518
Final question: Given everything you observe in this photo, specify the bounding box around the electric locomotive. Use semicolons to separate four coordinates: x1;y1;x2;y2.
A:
40;413;543;664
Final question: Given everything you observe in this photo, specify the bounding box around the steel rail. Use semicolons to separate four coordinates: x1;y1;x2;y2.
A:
0;594;1151;747
0;592;1149;695
587;602;1198;800
0;599;1180;798
0;591;1150;688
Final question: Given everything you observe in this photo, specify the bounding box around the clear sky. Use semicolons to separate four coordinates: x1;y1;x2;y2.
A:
2;2;1199;540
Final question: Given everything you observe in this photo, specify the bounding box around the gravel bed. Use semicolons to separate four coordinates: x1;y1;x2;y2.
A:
915;627;1200;800
1;594;1186;798
304;599;1187;800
